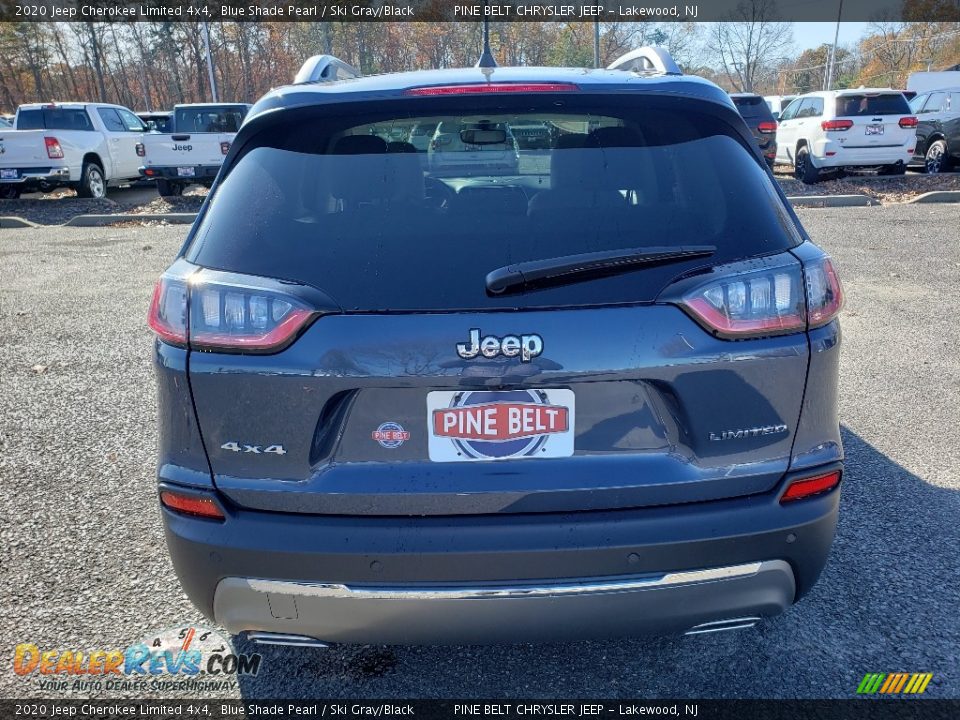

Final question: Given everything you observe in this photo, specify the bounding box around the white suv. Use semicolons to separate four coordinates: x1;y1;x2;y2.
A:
775;89;918;183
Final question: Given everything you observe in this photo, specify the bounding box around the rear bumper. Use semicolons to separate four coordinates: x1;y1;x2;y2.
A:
161;469;841;644
139;165;220;181
0;166;70;187
810;139;913;168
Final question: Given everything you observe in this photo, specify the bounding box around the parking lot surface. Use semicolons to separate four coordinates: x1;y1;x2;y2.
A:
1;204;957;699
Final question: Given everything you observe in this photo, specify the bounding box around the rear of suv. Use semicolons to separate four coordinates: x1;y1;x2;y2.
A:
776;89;918;183
151;50;844;646
730;93;778;168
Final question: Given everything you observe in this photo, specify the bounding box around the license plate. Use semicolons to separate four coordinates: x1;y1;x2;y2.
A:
176;166;195;177
427;389;575;462
0;169;17;179
865;124;884;135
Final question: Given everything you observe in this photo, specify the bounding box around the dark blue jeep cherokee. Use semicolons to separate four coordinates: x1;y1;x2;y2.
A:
150;49;843;646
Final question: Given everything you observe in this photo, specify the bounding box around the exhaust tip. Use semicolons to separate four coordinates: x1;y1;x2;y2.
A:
684;617;761;636
246;632;329;648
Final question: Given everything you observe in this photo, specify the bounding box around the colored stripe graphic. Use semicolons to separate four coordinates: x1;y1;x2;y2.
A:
857;672;932;694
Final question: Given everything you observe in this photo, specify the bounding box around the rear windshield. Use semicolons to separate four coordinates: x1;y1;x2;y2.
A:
187;97;800;311
174;106;248;133
732;96;773;119
835;93;910;116
17;108;93;131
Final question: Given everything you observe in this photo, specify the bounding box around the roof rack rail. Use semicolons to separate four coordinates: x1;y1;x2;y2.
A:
294;55;361;85
607;46;682;76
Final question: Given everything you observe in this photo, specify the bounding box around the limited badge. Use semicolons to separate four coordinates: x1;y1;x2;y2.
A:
372;422;410;449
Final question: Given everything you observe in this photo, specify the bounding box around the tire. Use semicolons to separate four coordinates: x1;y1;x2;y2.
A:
156;179;184;197
924;139;951;174
879;163;906;176
76;162;106;199
795;146;820;184
0;185;21;200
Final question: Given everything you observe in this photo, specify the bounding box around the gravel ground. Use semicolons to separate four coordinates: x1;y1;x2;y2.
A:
1;207;958;700
1;171;959;225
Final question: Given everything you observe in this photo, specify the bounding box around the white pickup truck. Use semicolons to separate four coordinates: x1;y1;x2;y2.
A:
0;102;146;199
138;103;251;197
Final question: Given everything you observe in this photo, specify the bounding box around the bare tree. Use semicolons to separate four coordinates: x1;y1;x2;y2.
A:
706;0;793;92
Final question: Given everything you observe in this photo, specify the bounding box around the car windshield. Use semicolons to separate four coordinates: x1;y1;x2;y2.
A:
16;108;94;131
187;97;800;311
175;106;247;133
835;93;910;116
732;96;772;119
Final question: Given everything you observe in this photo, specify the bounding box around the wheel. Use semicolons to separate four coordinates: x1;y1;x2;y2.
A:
76;162;106;199
794;146;820;184
879;163;906;176
924;140;951;174
0;185;21;200
156;179;184;197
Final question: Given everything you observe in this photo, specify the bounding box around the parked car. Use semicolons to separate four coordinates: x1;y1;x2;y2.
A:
406;121;439;152
776;89;918;183
764;95;796;121
428;120;520;175
150;47;844;646
137;102;251;196
908;88;960;174
137;111;173;134
0;102;146;199
730;93;778;168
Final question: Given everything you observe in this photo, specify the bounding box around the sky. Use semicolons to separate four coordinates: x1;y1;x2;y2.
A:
791;22;872;52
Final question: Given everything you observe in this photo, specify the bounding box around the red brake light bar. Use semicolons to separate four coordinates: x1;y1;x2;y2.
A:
821;120;853;131
898;116;918;128
780;470;841;503
405;83;579;96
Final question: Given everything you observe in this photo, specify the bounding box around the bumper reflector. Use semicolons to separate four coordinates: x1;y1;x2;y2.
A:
780;470;841;503
160;490;225;520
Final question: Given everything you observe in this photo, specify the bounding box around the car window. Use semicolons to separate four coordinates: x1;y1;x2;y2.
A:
731;95;774;121
175;106;248;133
97;108;126;132
794;98;824;119
909;94;927;113
952;93;960;112
17;108;94;131
117;108;146;132
779;99;801;121
921;92;946;114
187;98;801;312
835;93;911;116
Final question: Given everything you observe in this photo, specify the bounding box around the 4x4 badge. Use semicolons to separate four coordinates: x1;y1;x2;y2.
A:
456;329;543;363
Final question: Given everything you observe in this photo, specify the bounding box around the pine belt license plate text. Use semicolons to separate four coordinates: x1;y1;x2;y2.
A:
427;389;575;462
866;124;884;135
177;166;196;177
0;169;18;179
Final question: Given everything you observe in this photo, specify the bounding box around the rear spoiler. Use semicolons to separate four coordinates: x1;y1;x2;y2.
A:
607;46;682;76
293;55;361;84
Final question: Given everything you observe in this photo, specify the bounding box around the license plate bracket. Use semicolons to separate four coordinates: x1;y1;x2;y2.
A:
0;169;18;179
176;166;196;177
865;124;884;135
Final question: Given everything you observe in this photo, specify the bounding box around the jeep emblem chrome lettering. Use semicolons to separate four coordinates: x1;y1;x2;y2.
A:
456;329;543;363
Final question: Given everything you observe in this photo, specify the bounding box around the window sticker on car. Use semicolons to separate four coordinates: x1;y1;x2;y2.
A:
427;389;575;462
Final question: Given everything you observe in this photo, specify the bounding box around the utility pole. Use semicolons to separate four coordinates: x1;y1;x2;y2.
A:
825;0;844;91
201;21;219;102
594;20;601;68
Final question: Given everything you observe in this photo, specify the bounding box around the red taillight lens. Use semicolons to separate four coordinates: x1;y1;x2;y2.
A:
757;121;777;134
821;120;853;131
148;268;318;353
135;142;145;157
44;136;64;159
780;470;841;503
160;490;225;519
405;82;578;96
681;266;806;338
220;141;231;155
898;116;918;128
804;258;844;328
148;277;188;345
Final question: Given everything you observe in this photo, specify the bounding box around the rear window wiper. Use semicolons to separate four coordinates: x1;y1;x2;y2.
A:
485;245;717;296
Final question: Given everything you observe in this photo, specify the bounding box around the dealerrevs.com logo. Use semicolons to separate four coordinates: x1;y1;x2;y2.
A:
13;626;261;692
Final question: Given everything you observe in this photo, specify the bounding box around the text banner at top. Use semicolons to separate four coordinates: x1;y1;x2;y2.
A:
3;0;958;24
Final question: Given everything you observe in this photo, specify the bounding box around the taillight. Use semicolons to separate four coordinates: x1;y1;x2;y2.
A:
898;116;918;128
757;121;777;134
220;141;230;155
405;83;578;96
148;267;318;353
44;136;64;159
821;120;853;131
677;257;843;339
804;257;844;327
160;490;225;520
780;470;841;503
135;142;145;157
